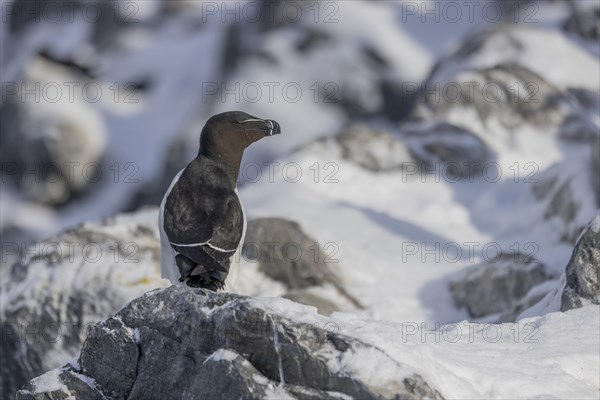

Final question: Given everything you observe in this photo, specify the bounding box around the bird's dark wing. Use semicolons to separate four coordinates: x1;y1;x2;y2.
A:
163;179;213;247
163;161;244;276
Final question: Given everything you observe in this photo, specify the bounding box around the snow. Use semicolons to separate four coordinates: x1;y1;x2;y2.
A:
253;297;600;400
272;324;285;385
3;1;599;398
591;212;600;234
29;369;72;399
433;26;600;92
204;348;239;363
264;386;295;400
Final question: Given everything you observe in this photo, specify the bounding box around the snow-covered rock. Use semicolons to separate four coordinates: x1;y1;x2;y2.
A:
404;122;496;179
593;137;600;201
561;212;600;310
305;123;413;173
532;149;599;244
1;55;108;206
449;253;552;322
240;217;362;314
213;0;433;166
0;208;167;399
413;26;599;156
16;285;600;399
564;4;600;42
16;286;443;400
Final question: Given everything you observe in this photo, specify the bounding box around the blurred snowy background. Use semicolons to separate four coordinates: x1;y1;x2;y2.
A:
1;0;599;398
2;0;596;246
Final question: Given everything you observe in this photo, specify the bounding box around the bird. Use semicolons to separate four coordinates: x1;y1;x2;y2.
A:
159;111;281;290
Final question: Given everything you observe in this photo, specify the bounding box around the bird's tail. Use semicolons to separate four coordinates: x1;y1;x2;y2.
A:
176;254;225;291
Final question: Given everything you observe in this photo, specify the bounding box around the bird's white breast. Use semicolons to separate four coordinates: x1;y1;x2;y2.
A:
159;168;184;284
223;188;246;292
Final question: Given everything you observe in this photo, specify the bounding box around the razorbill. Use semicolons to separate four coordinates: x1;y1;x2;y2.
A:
159;111;281;291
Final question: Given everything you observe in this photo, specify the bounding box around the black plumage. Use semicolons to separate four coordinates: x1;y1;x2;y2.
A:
160;111;281;290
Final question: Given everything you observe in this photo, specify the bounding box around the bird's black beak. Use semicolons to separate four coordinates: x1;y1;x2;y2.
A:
239;117;281;136
264;119;281;136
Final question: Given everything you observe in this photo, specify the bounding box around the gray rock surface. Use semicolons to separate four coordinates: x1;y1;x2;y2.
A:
16;286;444;400
301;124;414;173
413;27;599;150
244;218;363;311
245;218;342;289
282;289;340;317
564;5;600;41
335;124;413;172
593;138;600;204
1;208;166;400
449;253;553;321
532;154;599;244
404;122;495;179
0;56;108;207
417;63;569;134
561;212;600;311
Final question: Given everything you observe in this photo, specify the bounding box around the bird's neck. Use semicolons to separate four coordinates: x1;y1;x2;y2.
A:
198;145;242;188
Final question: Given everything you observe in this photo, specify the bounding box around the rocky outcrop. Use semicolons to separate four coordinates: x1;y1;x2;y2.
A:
243;218;362;313
301;124;413;173
449;253;553;322
0;56;108;206
564;5;600;42
416;63;569;135
336;124;412;172
532;153;599;244
561;212;600;311
404;122;495;179
16;286;443;400
0;208;166;399
413;26;599;150
593;138;600;204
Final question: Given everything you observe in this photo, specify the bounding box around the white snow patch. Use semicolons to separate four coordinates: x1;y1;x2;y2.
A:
590;211;600;233
204;348;239;364
30;369;72;398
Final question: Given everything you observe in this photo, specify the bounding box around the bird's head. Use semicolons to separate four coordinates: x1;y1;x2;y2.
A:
199;111;281;155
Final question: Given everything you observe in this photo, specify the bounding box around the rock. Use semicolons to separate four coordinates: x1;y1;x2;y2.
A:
417;63;567;133
302;123;413;173
243;218;362;311
0;56;108;206
564;5;600;42
282;289;340;316
561;212;600;311
212;0;432;161
337;124;412;172
449;253;553;321
0;208;166;400
404;122;495;179
17;286;444;400
414;27;599;149
426;25;598;93
532;154;599;244
16;367;106;400
559;112;600;142
593;138;600;204
244;218;340;290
